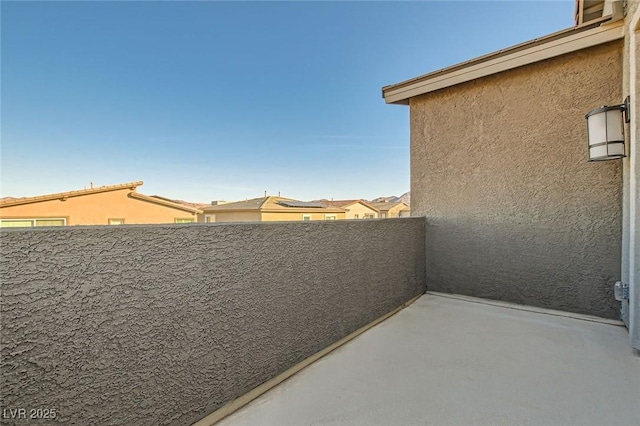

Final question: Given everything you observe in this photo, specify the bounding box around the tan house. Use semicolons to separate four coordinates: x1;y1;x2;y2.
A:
0;181;202;227
383;0;640;349
316;199;379;219
371;201;410;218
200;196;347;223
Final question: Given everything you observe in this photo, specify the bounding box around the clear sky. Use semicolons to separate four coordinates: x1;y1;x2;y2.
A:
2;1;575;203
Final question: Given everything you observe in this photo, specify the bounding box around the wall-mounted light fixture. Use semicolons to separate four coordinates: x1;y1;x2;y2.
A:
586;96;630;161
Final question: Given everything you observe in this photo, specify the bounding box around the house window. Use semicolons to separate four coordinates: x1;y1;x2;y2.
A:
0;218;66;228
108;219;125;225
205;215;215;223
302;214;312;221
364;214;375;219
381;213;387;218
354;214;359;219
324;214;337;221
175;218;194;224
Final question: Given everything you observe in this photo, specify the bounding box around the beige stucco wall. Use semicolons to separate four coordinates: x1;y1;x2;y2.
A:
342;203;378;219
0;189;197;225
203;211;262;223
199;211;346;223
261;211;346;221
410;40;623;318
380;204;407;218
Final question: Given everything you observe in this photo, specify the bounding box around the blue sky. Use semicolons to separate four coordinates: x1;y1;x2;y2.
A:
2;1;575;202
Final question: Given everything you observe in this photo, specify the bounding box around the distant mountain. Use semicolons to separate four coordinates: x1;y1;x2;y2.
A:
371;191;410;205
395;192;410;204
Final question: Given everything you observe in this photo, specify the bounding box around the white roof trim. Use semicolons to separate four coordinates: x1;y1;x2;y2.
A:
383;21;624;105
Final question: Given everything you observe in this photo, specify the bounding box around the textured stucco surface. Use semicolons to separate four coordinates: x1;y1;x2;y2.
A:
620;2;640;349
0;219;425;425
410;41;623;319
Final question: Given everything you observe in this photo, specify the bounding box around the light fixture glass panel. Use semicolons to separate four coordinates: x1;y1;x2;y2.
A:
605;109;624;141
606;142;625;157
587;111;607;144
590;145;608;158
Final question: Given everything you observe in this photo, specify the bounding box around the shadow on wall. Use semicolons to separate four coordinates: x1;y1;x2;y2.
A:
424;218;621;319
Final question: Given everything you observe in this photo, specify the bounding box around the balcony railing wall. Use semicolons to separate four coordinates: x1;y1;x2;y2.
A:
0;219;426;425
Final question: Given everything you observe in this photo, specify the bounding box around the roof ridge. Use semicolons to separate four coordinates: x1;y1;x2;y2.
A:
258;196;272;210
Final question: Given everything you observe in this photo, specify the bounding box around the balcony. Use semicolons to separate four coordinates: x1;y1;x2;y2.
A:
1;218;638;425
216;293;639;426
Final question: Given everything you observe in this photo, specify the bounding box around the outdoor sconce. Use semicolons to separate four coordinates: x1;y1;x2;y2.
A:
586;96;630;161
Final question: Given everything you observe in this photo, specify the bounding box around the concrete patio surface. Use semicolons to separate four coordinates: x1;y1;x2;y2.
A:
217;292;640;426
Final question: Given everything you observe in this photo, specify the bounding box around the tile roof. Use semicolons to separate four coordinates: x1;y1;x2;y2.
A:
0;181;203;214
150;196;210;211
0;181;144;208
370;202;409;212
129;193;203;214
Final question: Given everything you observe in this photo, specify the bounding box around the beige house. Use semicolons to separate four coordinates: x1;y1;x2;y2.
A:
200;196;347;223
371;201;410;218
316;200;379;219
0;181;202;226
383;0;640;349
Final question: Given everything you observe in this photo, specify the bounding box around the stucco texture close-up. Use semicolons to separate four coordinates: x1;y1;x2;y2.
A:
0;219;426;425
410;41;623;319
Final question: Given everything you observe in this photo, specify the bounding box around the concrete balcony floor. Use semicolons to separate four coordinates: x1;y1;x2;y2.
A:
217;293;640;426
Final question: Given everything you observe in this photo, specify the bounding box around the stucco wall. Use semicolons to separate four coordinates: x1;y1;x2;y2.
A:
202;211;262;223
342;203;378;219
0;219;426;425
620;2;640;349
410;41;623;319
261;211;346;221
0;189;198;225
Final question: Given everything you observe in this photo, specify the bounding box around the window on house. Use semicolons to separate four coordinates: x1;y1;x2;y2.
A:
0;218;66;227
108;219;125;225
205;215;215;223
364;214;375;219
324;214;337;221
302;214;312;221
354;214;359;219
381;213;387;218
175;218;194;224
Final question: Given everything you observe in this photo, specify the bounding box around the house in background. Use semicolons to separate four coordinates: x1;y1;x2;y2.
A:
383;0;639;349
371;201;410;218
200;196;347;223
0;181;202;226
315;199;379;219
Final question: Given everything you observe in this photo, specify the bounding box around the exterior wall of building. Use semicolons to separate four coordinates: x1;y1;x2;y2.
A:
261;211;346;221
0;219;426;425
378;204;407;218
342;203;378;219
621;2;640;348
410;41;623;319
203;211;262;223
0;189;197;225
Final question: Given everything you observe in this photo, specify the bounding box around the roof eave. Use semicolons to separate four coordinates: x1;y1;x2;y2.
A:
382;17;623;105
129;193;202;214
0;181;144;208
